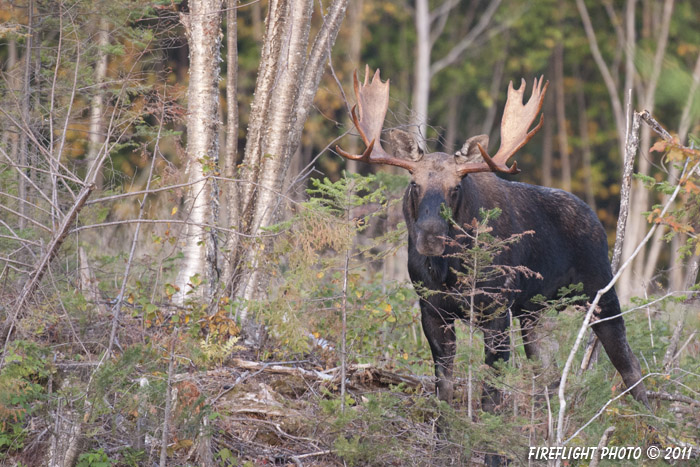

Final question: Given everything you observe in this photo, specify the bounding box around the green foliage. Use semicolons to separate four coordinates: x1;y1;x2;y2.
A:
199;333;242;367
76;449;114;467
321;387;441;465
530;282;588;310
428;207;540;320
250;171;422;360
0;341;52;455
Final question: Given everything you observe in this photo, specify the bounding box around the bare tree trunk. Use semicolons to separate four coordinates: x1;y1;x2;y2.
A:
541;94;554;187
675;53;700;291
344;0;364;173
236;0;314;307
480;52;506;140
18;0;35;230
160;332;177;467
86;18;110;191
175;0;223;304
575;0;627;160
554;41;571;192
232;0;349;323
4;39;21;197
412;0;501;146
412;0;431;142
444;92;460;154
575;69;596;210
251;0;263;40
222;0;240;290
619;0;674;300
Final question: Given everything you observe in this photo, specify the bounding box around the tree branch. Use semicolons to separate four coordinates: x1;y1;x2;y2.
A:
429;0;502;77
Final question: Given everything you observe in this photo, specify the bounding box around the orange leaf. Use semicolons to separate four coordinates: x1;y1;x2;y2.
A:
649;140;668;153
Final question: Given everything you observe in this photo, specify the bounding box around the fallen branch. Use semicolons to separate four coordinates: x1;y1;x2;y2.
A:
230;358;335;381
590;426;615;467
646;390;700;406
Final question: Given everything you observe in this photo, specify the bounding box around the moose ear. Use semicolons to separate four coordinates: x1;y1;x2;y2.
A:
454;134;489;164
386;129;424;162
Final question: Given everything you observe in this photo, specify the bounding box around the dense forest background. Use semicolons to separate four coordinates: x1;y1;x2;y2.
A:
0;0;699;465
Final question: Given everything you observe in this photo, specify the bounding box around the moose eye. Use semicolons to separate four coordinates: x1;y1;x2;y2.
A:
450;185;461;198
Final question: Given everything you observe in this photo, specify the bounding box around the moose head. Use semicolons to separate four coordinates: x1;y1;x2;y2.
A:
336;66;549;256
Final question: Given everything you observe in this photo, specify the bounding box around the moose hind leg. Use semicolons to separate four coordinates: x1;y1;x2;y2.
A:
481;311;511;413
592;291;649;407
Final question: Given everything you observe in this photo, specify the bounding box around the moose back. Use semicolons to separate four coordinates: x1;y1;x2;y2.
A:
336;66;649;410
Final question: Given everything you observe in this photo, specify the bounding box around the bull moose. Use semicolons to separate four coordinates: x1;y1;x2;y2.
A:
336;66;649;413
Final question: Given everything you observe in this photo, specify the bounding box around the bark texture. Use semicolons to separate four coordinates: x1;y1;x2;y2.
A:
222;0;240;286
86;18;110;190
618;0;674;300
229;0;349;320
175;0;223;303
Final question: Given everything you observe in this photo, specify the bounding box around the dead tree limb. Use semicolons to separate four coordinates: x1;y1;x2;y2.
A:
646;390;700;406
0;183;94;361
581;101;640;373
590;426;616;467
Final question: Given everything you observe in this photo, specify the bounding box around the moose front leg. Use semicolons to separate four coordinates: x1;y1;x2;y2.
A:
421;303;457;403
481;311;511;413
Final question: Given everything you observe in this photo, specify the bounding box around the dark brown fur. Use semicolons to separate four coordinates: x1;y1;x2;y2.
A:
396;148;648;411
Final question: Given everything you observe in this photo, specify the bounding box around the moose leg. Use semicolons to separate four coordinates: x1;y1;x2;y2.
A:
421;303;457;403
481;311;511;413
592;291;649;407
517;309;541;361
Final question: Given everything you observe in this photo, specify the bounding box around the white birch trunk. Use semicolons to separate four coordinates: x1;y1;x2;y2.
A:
87;18;110;190
175;0;223;304
412;0;431;143
554;40;571;192
222;0;239;291
618;0;674;300
232;0;349;321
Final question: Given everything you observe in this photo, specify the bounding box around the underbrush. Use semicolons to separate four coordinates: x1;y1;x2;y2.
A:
0;174;698;465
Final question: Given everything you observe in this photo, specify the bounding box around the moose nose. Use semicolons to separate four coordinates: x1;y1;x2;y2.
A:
415;219;447;256
416;218;445;236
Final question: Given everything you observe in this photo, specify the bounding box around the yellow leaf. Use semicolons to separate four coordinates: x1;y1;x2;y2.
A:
171;206;178;216
695;242;700;256
317;271;324;279
403;353;408;360
383;303;392;313
667;148;685;162
355;291;362;298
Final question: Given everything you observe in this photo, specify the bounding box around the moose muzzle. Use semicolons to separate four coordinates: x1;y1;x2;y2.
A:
415;218;448;256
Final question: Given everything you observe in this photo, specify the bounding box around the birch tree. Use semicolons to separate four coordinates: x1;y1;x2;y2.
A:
224;0;349;323
86;17;110;191
411;0;502;142
575;0;676;300
174;0;224;303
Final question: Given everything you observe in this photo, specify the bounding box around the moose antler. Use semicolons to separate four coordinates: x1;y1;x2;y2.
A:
336;66;418;173
457;76;549;176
